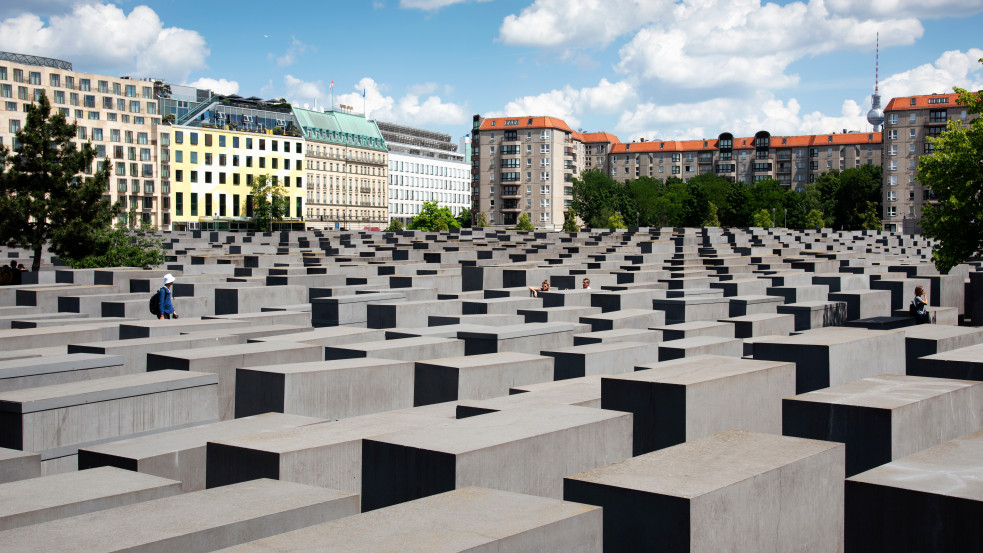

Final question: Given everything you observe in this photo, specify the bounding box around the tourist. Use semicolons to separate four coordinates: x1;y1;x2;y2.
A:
529;279;550;297
158;273;179;320
582;278;591;290
911;285;930;324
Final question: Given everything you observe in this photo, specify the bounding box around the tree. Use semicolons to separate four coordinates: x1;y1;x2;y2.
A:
514;212;536;231
562;211;579;233
455;208;472;228
571;169;624;226
0;92;118;271
61;227;165;269
385;218;404;232
408;201;460;231
722;182;752;226
704;202;721;227
607;211;626;230
805;209;825;228
473;211;489;228
918;75;983;272
752;209;773;228
833;168;881;230
153;80;172;99
249;174;289;232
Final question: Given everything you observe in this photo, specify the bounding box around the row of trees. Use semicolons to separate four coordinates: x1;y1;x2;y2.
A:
570;166;882;231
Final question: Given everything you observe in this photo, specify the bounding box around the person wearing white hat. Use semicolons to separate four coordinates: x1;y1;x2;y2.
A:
158;273;178;320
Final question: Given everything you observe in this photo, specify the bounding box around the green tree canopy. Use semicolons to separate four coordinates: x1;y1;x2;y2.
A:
408;201;460;231
561;211;579;233
473;210;489;228
249;174;288;232
514;212;536;231
918;74;983;272
752;209;774;228
0;92;118;271
385;218;404;232
455;208;472;228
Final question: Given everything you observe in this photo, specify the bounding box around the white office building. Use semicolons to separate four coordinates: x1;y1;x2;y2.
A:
379;121;470;225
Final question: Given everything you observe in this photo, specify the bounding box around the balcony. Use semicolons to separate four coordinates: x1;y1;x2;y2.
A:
777;152;791;161
777;164;791;174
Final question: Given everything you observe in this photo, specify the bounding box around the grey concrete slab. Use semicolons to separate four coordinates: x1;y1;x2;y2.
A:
652;296;730;325
903;325;983;375
367;299;461;329
361;403;632;511
580;308;665;332
457;322;575;355
709;278;769;297
248;326;387;347
0;370;219;462
457;377;604;416
870;277;932;311
215;284;307;315
462;296;542;315
828;290;892;320
911;342;983;381
428;313;525;326
0;354;125;392
414;352;553;406
118;318;251;340
205;310;312;327
68;334;239;373
845;430;983;553
573;327;661;345
0;466;181;531
653;321;735;341
78;412;321;492
766;284;830;304
543;342;661;380
312;292;406;327
236;358;415;420
604;355;796;454
186;324;312;344
0;447;40;484
147;341;323;421
217;487;602;553
783;374;983;476
0;479;358;553
517;305;603;324
753;328;905;393
539;289;594;308
720;313;795;339
206;405;459;493
777;300;848;331
727;294;784;317
324;336;466;362
0;321;123;350
564;430;844;553
658;335;742;361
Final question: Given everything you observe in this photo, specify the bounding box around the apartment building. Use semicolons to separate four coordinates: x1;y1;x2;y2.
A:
168;96;305;231
297;108;387;230
379;120;469;226
881;92;977;233
607;131;882;190
470;114;581;228
0;51;166;228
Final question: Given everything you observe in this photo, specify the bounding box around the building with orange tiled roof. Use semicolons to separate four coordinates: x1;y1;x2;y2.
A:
881;92;977;234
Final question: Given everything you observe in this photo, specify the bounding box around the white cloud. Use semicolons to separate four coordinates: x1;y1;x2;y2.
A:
880;48;983;99
0;4;209;82
186;78;240;96
272;36;314;68
487;78;638;129
284;75;326;105
336;77;468;127
500;0;668;48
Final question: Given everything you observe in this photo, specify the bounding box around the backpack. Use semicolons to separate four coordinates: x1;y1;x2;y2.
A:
149;289;162;316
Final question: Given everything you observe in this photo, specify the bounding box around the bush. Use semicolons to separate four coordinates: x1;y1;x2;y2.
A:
385;218;404;232
473;211;489;228
562;212;579;233
607;211;626;230
805;209;825;228
514;212;535;231
62;228;164;268
752;209;773;229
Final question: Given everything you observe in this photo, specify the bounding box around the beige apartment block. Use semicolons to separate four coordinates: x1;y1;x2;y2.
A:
471;115;584;229
0;52;166;229
882;92;977;233
607;131;882;190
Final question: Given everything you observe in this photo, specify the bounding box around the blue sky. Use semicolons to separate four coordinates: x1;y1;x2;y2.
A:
1;0;981;141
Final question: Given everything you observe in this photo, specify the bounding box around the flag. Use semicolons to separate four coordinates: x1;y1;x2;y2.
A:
329;80;334;89
362;88;366;98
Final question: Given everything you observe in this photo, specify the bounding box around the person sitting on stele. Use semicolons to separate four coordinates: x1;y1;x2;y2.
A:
529;279;550;297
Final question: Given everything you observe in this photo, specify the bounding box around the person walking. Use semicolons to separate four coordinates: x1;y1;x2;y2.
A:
158;273;178;320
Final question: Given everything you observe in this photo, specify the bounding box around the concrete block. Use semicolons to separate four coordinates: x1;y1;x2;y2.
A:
0;354;125;392
248;326;387;347
324;336;465;362
0;322;122;350
658;336;742;361
580;308;665;332
544;342;661;380
0;479;358;553
0;466;181;531
361;403;632;511
871;277;931;311
590;289;664;312
311;292;405;327
777;300;848;331
539;289;593;308
457;323;575;355
727;295;784;317
753;328;905;393
0;447;40;484
812;273;868;293
206;310;312;327
78;413;321;492
462;296;541;315
766;284;830;304
236;358;415;420
68;334;238;372
517;305;602;324
206;406;458;493
912;342;983;381
366;299;461;329
573;328;661;345
457;376;604;416
564;430;845;553
709;278;769;297
828;290;892;320
652;297;730;324
903;325;983;374
414;352;552;406
604;355;796;454
219;487;602;553
720;313;795;339
845;430;983;552
215;284;306;315
654;321;735;341
148;342;323;421
783;374;983;476
118;318;251;340
0;370;219;463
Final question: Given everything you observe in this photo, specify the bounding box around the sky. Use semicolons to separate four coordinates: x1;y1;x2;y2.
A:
0;0;981;142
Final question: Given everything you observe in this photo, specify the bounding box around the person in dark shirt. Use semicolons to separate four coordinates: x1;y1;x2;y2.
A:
158;273;179;320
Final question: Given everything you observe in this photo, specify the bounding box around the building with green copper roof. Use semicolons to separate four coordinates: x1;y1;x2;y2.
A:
292;107;386;151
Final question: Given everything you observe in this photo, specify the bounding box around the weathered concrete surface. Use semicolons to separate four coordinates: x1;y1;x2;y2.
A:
0;447;40;484
564;430;845;553
783;374;983;476
603;355;796;455
0;479;358;553
217;487;602;553
0;466;181;530
846;430;983;553
911;341;983;381
78;413;322;492
543;342;661;380
0;353;125;392
414;352;553;406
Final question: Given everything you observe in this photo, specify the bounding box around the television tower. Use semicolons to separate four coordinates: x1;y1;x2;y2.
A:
866;32;885;132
